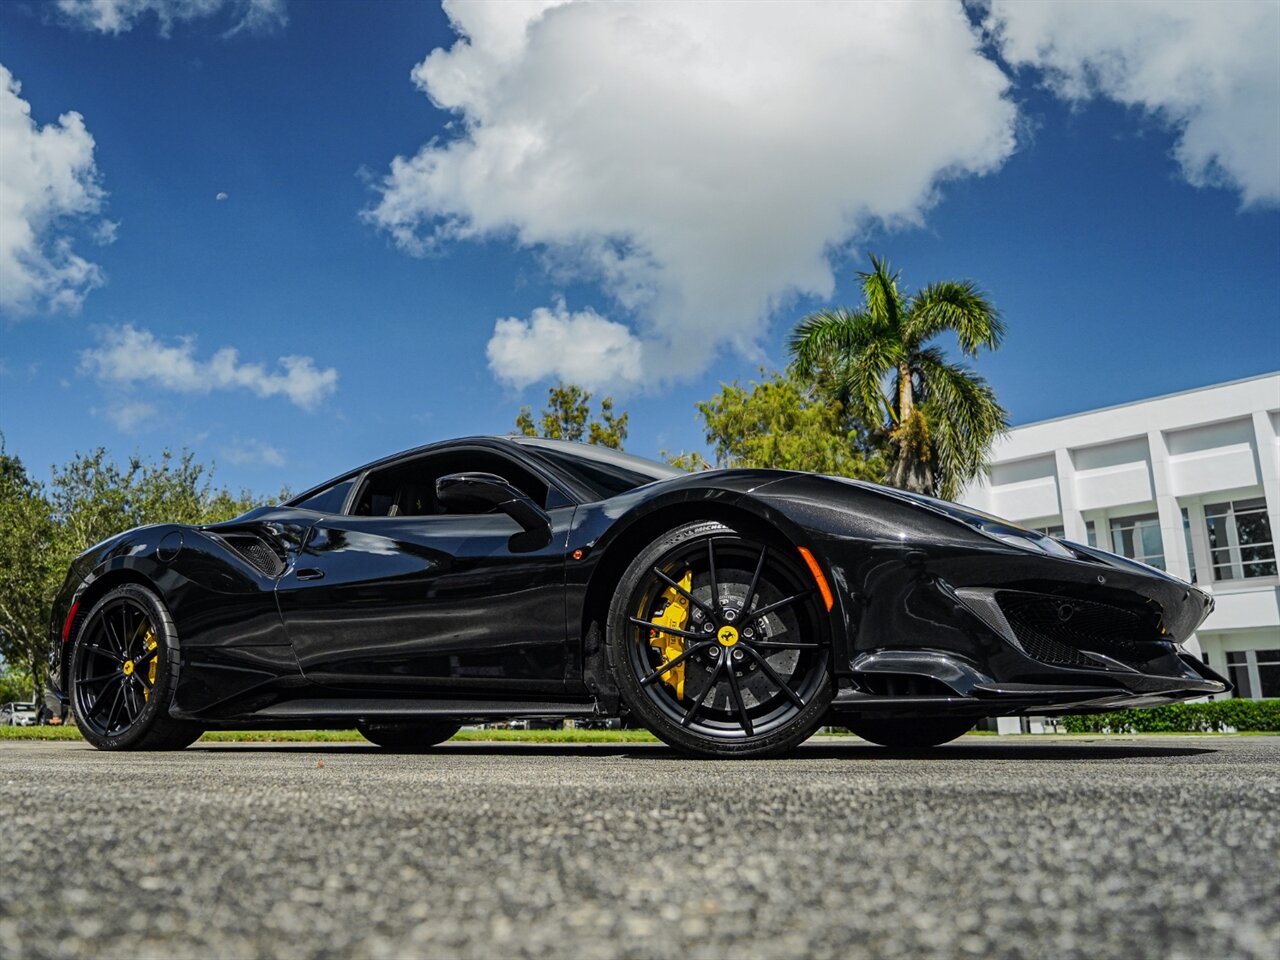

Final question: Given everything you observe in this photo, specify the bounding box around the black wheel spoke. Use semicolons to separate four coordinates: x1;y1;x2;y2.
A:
628;617;708;642
742;547;768;616
80;671;119;685
748;640;822;650
122;681;139;720
640;641;715;686
651;568;717;620
120;606;132;656
86;676;124;719
101;616;126;657
680;660;723;727
136;644;161;665
725;664;754;737
84;644;123;663
743;647;806;709
748;590;813;622
103;684;126;731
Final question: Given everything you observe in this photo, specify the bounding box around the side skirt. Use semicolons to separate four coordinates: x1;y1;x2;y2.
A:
220;697;602;725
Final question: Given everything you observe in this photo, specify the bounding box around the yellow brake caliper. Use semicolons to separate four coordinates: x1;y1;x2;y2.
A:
646;570;693;700
144;628;158;700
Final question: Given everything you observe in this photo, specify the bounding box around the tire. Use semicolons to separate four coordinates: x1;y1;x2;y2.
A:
69;583;203;751
844;717;975;748
357;721;461;751
607;521;833;759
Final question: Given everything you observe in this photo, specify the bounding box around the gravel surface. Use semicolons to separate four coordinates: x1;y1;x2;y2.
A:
1;735;1277;960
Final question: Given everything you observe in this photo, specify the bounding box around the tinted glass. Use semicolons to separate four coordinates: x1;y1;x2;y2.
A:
519;439;683;500
293;478;356;514
353;449;551;516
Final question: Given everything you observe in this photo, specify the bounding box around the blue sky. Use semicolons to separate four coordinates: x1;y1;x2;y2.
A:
2;0;1278;497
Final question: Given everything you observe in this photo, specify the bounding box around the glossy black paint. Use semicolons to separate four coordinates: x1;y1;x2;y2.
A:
47;435;1227;729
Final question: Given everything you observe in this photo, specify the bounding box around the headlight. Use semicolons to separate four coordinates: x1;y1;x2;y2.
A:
985;528;1076;559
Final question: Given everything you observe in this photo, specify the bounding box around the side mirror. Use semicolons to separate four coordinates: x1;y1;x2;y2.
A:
435;472;552;535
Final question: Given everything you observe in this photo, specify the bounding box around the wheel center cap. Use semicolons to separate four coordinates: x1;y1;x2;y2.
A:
716;625;740;647
122;660;135;676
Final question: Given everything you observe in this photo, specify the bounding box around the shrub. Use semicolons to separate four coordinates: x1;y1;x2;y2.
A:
1059;699;1280;733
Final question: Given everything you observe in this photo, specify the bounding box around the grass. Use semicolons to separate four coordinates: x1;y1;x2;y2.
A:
0;725;659;744
3;725;1270;745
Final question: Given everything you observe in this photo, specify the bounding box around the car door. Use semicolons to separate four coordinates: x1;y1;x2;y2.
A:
275;445;575;694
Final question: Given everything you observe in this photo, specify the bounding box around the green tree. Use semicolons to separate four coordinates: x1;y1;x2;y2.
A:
790;255;1008;500
0;445;59;706
0;443;264;708
515;382;629;449
669;369;887;478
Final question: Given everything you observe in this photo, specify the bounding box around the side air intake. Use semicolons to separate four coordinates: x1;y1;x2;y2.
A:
217;533;287;578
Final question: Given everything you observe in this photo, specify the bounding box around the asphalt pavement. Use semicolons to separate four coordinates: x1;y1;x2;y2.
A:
1;735;1277;960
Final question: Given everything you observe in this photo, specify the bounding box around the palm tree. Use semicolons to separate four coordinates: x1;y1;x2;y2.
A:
789;255;1008;500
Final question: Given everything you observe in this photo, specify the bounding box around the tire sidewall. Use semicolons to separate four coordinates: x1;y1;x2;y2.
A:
70;583;181;750
606;521;833;758
357;721;461;750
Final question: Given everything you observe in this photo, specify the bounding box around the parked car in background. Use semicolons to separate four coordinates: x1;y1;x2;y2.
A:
1;702;37;726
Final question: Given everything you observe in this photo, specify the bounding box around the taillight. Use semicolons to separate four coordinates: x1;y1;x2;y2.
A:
62;601;80;642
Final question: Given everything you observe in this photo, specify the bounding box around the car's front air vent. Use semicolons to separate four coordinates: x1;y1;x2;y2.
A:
219;533;286;578
996;591;1153;667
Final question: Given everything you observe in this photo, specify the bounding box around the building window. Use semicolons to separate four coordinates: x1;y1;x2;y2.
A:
1035;524;1065;540
1226;648;1280;700
1110;513;1165;570
1182;507;1197;584
1226;651;1252;698
1085;520;1097;548
1259;649;1280;698
1204;498;1276;580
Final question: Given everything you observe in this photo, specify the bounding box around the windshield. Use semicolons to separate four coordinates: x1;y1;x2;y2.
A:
515;438;683;501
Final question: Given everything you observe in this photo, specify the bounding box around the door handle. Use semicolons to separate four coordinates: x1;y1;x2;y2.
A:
295;567;326;581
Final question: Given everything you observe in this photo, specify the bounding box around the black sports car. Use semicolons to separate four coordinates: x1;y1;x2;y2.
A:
48;436;1228;757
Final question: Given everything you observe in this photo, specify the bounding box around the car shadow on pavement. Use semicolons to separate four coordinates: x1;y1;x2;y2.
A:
185;740;1220;760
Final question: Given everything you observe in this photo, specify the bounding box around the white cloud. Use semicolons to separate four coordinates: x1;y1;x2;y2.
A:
215;191;229;201
987;0;1280;207
0;63;107;315
80;324;338;410
366;0;1017;386
99;400;158;431
55;0;287;36
223;439;286;467
487;301;643;390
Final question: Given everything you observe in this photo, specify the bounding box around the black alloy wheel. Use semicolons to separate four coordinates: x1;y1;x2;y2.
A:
69;583;203;750
608;521;833;758
356;721;462;751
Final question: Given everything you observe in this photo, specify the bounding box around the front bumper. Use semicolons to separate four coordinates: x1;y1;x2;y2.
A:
830;647;1229;718
809;528;1228;718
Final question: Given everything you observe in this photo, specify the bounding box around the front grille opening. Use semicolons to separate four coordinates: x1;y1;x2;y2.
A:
220;534;287;578
858;673;957;698
997;591;1156;667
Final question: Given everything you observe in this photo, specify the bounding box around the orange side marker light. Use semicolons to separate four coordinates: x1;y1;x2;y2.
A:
797;547;834;612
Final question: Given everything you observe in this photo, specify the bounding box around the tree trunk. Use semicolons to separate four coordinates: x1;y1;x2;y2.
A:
888;360;933;494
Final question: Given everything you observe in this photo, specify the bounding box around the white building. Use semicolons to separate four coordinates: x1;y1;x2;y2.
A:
959;372;1280;700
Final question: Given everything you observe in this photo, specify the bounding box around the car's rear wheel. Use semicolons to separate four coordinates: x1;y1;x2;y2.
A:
844;717;975;748
69;583;203;751
357;721;461;750
607;522;833;758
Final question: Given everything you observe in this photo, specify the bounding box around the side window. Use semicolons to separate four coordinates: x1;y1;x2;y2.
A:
351;450;553;517
294;478;356;514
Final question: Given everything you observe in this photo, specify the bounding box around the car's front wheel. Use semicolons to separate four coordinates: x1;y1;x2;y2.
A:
357;721;461;751
607;522;833;758
844;717;975;748
69;583;203;751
